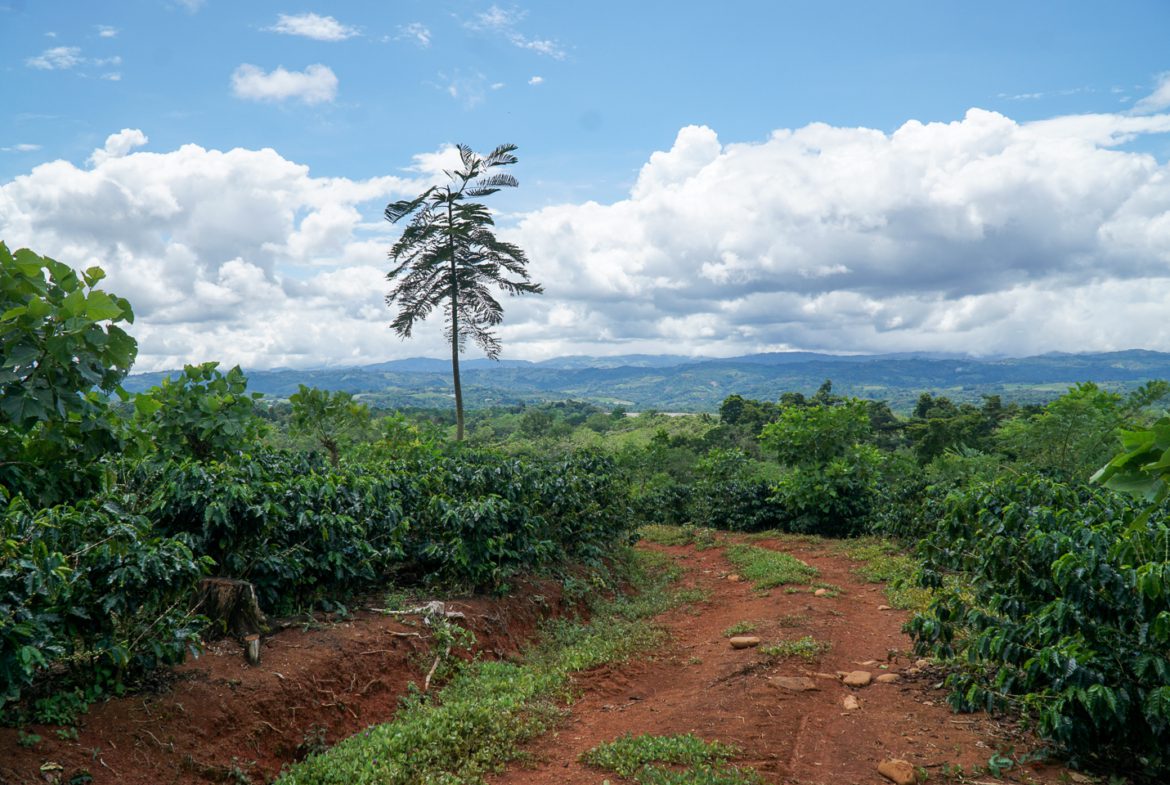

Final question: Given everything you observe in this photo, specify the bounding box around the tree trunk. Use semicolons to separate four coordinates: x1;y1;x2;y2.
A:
194;577;268;638
448;200;464;441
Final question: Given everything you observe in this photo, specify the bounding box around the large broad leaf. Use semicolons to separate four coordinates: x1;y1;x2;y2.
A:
0;392;49;426
84;290;125;322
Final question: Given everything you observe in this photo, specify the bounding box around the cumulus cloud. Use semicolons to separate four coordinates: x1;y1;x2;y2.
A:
88;128;148;166
97;25;118;38
267;13;358;42
528;75;543;86
5;94;1170;371
231;63;338;104
505;105;1170;358
0;134;442;370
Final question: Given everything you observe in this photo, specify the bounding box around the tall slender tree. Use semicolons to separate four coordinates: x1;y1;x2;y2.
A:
384;143;542;441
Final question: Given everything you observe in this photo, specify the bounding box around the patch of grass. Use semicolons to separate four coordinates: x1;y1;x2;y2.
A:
760;636;830;662
277;547;699;785
722;621;757;637
774;613;809;628
581;733;765;785
630;767;766;785
833;537;932;611
724;544;818;590
639;524;721;550
581;733;739;777
639;524;697;546
742;531;824;548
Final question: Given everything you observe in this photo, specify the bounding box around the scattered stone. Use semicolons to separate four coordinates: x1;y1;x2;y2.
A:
842;670;872;687
770;676;819;691
915;658;930;668
858;659;879;666
842;694;861;710
811;672;839;680
813;588;830;597
729;636;761;649
877;604;893;611
877;758;917;785
876;673;901;684
727;574;742;582
905;667;921;676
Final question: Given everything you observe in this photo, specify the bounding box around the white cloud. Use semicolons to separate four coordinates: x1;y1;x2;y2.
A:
1;143;41;153
25;47;122;75
26;46;82;70
5;101;1170;371
97;25;118;38
102;72;122;81
175;0;205;12
1133;72;1170;114
466;4;566;59
231;64;338;105
0;135;438;370
88;128;148;166
528;75;543;86
268;13;358;42
505;108;1170;358
397;22;431;47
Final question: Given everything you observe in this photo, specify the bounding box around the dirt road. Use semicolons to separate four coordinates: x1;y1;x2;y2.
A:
490;535;1069;785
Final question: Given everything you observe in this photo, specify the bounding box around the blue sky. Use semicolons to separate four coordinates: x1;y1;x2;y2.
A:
3;1;1170;369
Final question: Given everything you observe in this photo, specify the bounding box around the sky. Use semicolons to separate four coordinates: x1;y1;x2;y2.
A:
3;1;1170;371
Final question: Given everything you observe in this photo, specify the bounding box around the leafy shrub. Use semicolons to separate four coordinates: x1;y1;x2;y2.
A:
0;495;207;719
131;451;410;612
761;400;882;537
0;243;137;505
690;449;785;532
134;362;264;461
909;474;1170;775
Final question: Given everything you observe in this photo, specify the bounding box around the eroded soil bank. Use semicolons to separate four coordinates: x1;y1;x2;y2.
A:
0;579;573;785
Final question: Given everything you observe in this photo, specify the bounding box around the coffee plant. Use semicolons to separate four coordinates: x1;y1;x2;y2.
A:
909;474;1170;775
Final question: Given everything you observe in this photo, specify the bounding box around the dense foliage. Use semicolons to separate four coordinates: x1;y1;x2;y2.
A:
0;243;137;506
909;475;1170;774
6;244;1170;779
0;247;627;723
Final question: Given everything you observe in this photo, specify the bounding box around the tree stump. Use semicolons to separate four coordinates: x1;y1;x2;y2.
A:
194;577;268;638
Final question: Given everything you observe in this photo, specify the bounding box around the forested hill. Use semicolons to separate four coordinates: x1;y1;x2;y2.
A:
123;349;1170;412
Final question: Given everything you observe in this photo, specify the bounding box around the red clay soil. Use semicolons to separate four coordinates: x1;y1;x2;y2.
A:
490;536;1074;785
1;537;1078;785
0;579;572;785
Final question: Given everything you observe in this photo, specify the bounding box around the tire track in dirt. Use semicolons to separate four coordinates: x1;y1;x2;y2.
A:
489;534;1071;785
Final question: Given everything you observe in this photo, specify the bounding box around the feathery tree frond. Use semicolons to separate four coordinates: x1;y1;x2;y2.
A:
384;143;543;440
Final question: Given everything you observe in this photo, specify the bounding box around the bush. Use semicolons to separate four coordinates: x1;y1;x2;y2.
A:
0;495;207;719
760;400;882;537
690;449;785;532
909;474;1170;776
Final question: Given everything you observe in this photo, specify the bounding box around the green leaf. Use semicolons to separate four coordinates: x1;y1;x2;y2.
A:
84;291;124;321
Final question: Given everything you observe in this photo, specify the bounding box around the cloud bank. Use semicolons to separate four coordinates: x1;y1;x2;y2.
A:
2;102;1170;372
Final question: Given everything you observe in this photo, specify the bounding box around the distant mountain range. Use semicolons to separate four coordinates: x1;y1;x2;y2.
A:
123;350;1170;413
